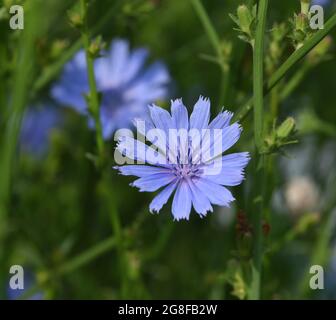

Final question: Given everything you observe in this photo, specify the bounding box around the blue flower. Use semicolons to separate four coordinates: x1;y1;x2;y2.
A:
20;105;62;156
312;0;330;6
52;39;170;140
7;271;44;300
114;96;250;221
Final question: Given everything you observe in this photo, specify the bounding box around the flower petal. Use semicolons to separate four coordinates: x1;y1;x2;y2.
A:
131;173;175;192
201;123;242;162
149;180;178;213
108;39;129;87
149;104;173;134
172;180;192;220
171;99;189;130
51;50;88;113
114;165;171;177
125;61;169;102
190;96;210;130
201;152;250;186
122;47;149;84
208;111;233;129
133;118;167;155
117;136;168;166
193;177;235;207
187;179;213;217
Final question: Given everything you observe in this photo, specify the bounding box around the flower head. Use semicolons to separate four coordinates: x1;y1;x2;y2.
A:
52;39;170;140
114;96;250;221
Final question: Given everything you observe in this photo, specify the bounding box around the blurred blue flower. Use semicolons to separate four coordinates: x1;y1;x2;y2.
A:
20;105;62;156
312;0;330;6
115;96;250;221
7;272;43;300
52;39;170;140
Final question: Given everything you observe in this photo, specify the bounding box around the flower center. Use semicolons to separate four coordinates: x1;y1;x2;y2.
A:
173;164;202;180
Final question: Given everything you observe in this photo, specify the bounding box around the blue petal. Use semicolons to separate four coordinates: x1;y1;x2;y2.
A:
148;104;178;160
149;104;173;134
125;61;169;102
187;179;213;217
131;173;175;192
149;180;178;213
171;99;189;130
221;152;250;168
190;96;210;130
172;180;192;220
208;111;233;129
202;123;242;162
133;118;168;155
20;105;62;156
201;152;250;186
108;39;129;87
51;50;88;113
117;137;168;166
122;47;149;85
193;177;235;207
114;165;171;177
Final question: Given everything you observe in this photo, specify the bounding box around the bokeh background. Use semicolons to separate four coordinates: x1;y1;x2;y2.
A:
0;0;336;299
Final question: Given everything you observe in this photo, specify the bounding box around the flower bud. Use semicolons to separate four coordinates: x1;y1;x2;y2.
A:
68;11;83;29
300;0;311;15
296;13;308;32
88;36;106;58
276;117;296;140
237;5;253;35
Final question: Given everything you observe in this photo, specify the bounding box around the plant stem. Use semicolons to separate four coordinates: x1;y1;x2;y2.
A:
57;236;117;275
190;0;233;107
0;3;44;283
190;0;222;57
249;0;268;300
101;171;131;299
280;62;311;100
80;0;104;161
20;236;117;300
234;11;336;122
144;220;174;261
253;0;268;152
108;192;129;298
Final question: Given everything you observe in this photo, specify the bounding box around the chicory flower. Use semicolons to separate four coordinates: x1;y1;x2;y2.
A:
52;39;170;140
114;96;250;220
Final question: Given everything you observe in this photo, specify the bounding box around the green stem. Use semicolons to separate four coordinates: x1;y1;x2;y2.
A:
190;0;222;57
32;1;120;94
109;194;128;298
253;0;268;152
190;0;232;107
80;0;104;160
280;62;311;100
249;0;268;300
234;11;336;122
0;0;42;233
102;172;130;299
20;236;117;300
57;236;117;275
143;220;174;261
